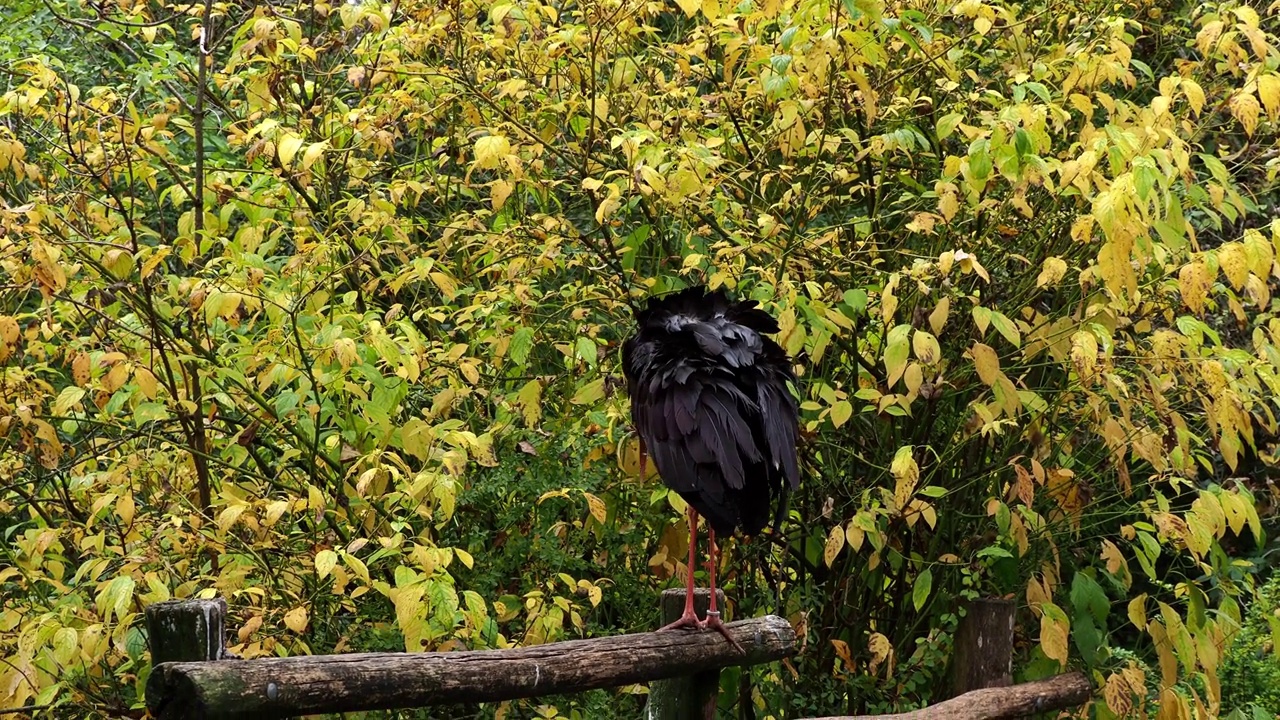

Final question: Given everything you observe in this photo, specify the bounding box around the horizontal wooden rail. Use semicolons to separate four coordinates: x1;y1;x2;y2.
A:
799;672;1091;720
146;614;796;720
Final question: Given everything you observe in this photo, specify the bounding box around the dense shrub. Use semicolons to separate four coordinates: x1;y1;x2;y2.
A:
2;0;1279;717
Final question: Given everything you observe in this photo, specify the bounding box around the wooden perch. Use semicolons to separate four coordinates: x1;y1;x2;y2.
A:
146;615;796;720
800;672;1091;720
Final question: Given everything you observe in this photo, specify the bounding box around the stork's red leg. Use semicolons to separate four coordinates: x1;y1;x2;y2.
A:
701;529;744;652
659;505;701;631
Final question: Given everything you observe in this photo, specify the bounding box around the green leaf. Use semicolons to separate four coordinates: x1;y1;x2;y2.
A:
1014;128;1032;157
575;337;598;368
510;327;535;365
972;306;992;335
968;142;992;180
989;311;1021;348
97;575;135;623
53;386;86;415
936;113;963;141
133;402;170;425
912;567;932;611
842;288;868;315
883;324;912;386
315;550;338;580
570;377;605;405
1070;572;1110;625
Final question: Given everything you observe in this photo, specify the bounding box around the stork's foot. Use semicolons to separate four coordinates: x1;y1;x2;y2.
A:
659;609;702;632
700;611;744;653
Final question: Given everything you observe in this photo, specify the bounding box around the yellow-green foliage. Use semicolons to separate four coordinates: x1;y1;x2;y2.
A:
1;0;1278;717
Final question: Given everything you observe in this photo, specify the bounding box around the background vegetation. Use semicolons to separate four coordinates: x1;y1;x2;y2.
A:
2;0;1279;717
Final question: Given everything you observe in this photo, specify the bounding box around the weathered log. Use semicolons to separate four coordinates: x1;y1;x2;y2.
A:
147;614;795;720
646;588;726;720
145;598;228;666
950;598;1015;696
800;672;1092;720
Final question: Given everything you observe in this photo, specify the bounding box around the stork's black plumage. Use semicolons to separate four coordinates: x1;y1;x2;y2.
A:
622;285;799;641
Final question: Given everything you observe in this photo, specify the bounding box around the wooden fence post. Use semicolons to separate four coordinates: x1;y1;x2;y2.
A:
145;597;229;666
949;598;1015;697
645;588;725;720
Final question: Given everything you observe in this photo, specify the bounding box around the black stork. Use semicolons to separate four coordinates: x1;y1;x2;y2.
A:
621;285;800;645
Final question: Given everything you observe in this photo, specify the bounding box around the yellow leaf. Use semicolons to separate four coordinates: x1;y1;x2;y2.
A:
971;342;1000;386
584;492;608;525
955;250;989;282
831;638;853;668
1232;5;1259;27
1258;74;1280;121
1128;593;1148;630
217;503;246;532
1039;603;1070;668
1150;622;1178;689
264;500;290;526
1195;21;1223;57
903;362;923;398
1217;243;1248;290
938;189;959;221
868;632;893;676
315;550;338;580
301;141;328;170
1229;91;1261;136
845;519;865;552
1037;257;1068;288
135;366;158;399
891;446;919;508
928;297;949;335
277;133;305;166
1104;673;1134;717
116;493;135;526
72;351;92;386
1178;261;1211;314
907;212;939;235
672;0;699;17
1070;215;1094;243
1101;538;1130;586
1156;688;1190;720
594;187;623;225
473;135;511;170
1097;240;1135;300
283;606;309;633
1182;79;1205;116
491;179;514;211
823;525;844;567
912;331;941;365
881;273;900;325
830;400;853;429
456;548;474;569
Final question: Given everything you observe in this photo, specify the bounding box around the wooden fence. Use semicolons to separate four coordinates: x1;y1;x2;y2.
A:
143;591;1090;720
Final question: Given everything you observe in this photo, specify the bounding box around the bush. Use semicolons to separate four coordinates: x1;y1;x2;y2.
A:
1223;575;1280;717
2;0;1279;717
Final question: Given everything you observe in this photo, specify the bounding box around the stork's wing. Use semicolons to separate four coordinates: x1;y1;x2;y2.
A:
757;378;799;490
633;374;763;496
